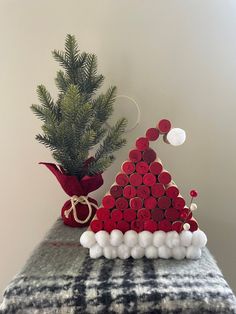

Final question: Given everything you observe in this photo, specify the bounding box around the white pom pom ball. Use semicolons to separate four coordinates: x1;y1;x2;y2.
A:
103;246;117;259
183;223;190;231
89;243;103;259
172;246;186;260
139;231;153;248
153;231;166;247
166;128;186;146
158;245;172;259
186;246;201;259
80;231;96;248
131;245;145;259
145;246;158;259
180;231;192;247
117;244;131;259
192;230;207;248
110;229;123;247
190;203;197;211
165;231;180;248
124;230;138;248
95;230;110;248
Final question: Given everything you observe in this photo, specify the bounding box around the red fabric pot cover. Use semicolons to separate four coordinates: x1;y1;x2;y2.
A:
40;160;103;227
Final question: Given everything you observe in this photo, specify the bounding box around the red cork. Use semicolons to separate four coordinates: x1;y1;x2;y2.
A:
149;161;163;175
166;185;179;199
187;219;198;232
129;173;143;186
115;197;128;210
130;197;143;210
173;196;186;210
123;209;136;222
137;208;151;220
90;220;103;233
158;171;172;185
136;161;149;174
144;197;157;210
151;209;164;221
157;196;171;209
116;173;129;186
180;207;192;220
102;195;115;209
159;219;172;232
143;173;156;186
122;161;135;174
111;209;123;222
144;220;158;232
123;185;136;199
143;148;157;163
157;119;171;134
103;220;116;233
131;219;144;232
165;208;180;222
129;149;142;162
151;183;165;197
117;220;130;233
110;185;123;198
172;221;183;233
136;137;149;151
136;185;150;199
96;207;110;221
146;128;159;141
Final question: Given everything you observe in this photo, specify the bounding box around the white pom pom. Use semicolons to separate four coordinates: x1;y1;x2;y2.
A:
103;246;117;259
192;230;207;248
124;230;138;247
158;245;172;259
186;246;201;259
110;229;123;247
80;231;96;248
145;246;158;259
190;203;197;211
166;128;186;146
165;231;180;248
131;245;145;259
153;231;166;247
180;231;192;247
183;223;190;231
95;231;110;248
139;231;153;248
172;246;186;260
117;244;131;259
89;243;103;259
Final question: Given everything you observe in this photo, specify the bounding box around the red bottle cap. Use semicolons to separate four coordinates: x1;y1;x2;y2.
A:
129;173;143;186
102;195;115;209
158;171;172;185
142;148;157;163
151;209;164;221
136;185;150;199
144;220;158;232
130;197;143;210
136;161;149;174
149;161;163;175
157;119;171;134
122;161;135;174
117;220;130;233
123;209;136;222
129;149;142;162
143;173;156;186
172;221;183;233
157;196;171;209
165;208;180;221
159;219;172;232
116;173;129;186
90;220;103;232
115;197;128;210
166;185;179;199
137;208;151;220
146;128;159;141
173;197;186;210
123;185;136;199
103;220;116;233
144;197;157;209
110;185;123;198
111;209;123;222
136;137;149;151
131;220;144;232
151;183;165;197
96;207;110;221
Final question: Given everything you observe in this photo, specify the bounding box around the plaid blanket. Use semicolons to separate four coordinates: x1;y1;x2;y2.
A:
1;219;236;314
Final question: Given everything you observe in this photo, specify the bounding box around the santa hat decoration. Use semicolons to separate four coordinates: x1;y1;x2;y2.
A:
80;119;207;259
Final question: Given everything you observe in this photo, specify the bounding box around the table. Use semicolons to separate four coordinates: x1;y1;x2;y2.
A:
1;219;236;313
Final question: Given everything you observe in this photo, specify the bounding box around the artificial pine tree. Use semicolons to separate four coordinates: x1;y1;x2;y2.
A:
31;34;127;180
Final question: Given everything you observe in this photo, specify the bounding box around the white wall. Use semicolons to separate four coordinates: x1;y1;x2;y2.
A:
1;0;236;298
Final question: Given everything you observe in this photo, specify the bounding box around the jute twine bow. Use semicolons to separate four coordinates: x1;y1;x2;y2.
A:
64;195;98;224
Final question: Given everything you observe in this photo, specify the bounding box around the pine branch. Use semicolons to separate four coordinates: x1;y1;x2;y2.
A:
87;155;115;175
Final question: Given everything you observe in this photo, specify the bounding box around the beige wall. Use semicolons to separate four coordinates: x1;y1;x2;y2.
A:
1;0;236;298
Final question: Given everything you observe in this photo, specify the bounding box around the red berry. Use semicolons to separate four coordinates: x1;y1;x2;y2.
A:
190;190;198;198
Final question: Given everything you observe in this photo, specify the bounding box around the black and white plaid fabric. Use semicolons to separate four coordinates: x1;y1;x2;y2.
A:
1;219;236;313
